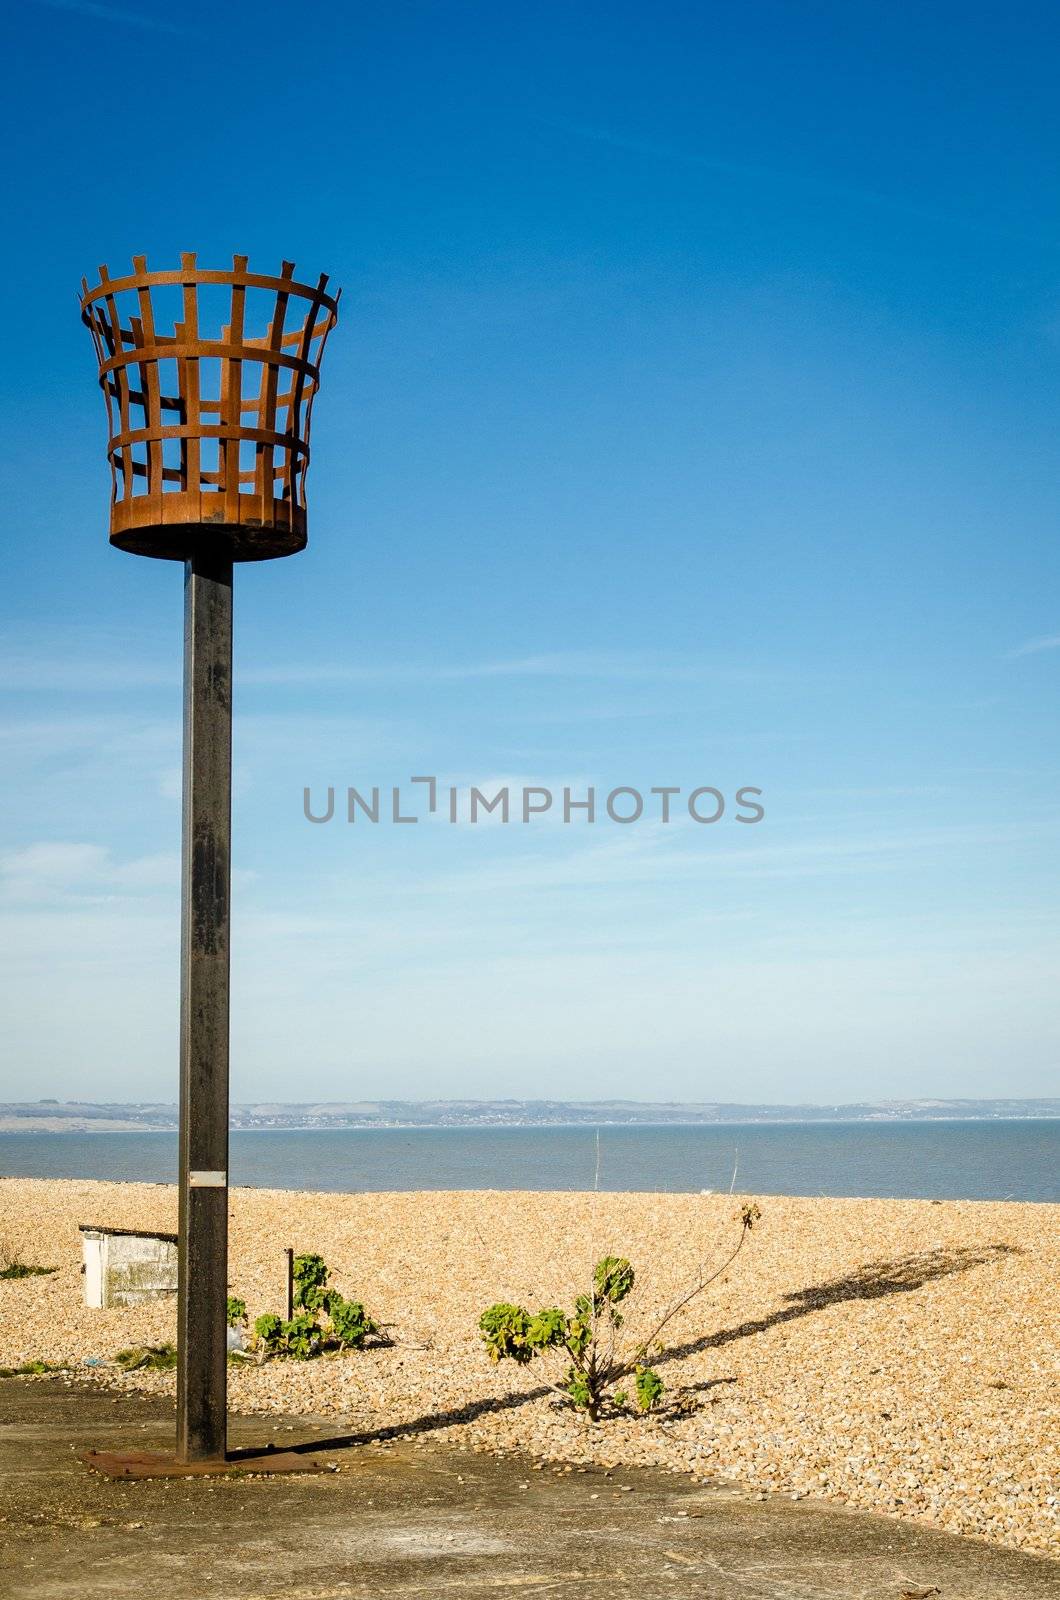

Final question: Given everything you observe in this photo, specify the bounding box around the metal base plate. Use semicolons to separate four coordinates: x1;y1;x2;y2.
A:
82;1446;334;1479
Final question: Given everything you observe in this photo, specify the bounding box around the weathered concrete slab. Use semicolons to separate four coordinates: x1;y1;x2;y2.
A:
0;1379;1057;1599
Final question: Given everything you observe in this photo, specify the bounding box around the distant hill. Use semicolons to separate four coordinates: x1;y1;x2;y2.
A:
0;1097;1057;1132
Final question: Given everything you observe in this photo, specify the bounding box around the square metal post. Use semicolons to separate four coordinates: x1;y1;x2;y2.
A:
177;552;233;1464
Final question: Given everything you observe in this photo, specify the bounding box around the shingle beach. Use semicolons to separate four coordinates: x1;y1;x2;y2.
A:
1;1178;1056;1558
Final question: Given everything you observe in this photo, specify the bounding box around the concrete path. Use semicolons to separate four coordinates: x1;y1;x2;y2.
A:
1;1379;1057;1599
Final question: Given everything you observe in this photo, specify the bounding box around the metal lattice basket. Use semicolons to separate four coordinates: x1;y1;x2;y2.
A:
80;253;340;561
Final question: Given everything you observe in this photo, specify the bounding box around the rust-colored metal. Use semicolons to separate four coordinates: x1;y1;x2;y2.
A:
80;254;340;560
82;1446;337;1479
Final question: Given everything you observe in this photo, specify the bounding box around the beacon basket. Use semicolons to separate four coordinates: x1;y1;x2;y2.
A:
80;253;340;561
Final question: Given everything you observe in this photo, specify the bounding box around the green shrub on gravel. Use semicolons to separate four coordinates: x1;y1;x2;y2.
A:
252;1252;382;1361
479;1203;762;1420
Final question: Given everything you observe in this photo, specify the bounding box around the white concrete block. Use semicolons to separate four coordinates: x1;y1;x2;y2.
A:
80;1226;178;1308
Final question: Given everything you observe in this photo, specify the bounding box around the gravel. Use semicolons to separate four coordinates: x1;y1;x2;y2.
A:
1;1178;1056;1559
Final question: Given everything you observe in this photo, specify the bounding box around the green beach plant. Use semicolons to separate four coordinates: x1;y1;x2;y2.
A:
291;1252;329;1311
252;1311;284;1350
479;1202;762;1420
278;1312;321;1359
0;1359;70;1376
114;1344;178;1372
251;1250;381;1361
328;1295;377;1350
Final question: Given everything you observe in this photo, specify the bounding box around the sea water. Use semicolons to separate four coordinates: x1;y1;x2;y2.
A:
0;1119;1056;1201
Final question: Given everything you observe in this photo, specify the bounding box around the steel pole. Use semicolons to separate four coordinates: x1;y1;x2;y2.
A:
176;551;233;1463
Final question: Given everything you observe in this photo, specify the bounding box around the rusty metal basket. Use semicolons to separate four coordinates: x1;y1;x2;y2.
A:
80;254;340;560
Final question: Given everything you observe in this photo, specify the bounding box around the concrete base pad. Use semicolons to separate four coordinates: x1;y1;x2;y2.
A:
3;1378;1058;1600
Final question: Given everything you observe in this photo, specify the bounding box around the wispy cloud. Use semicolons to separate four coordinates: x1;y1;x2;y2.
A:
0;653;176;692
243;651;696;686
0;841;178;906
1008;634;1060;658
30;0;184;33
0;644;757;693
0;840;262;908
244;650;792;688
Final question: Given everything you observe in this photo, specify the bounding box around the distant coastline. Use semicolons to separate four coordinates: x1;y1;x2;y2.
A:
1;1096;1057;1134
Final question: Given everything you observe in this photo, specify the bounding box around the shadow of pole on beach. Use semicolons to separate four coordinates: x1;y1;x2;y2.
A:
275;1242;1017;1458
657;1241;1018;1369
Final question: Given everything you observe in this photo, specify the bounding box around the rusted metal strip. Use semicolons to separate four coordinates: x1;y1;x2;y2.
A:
99;341;318;381
132;255;164;504
82;267;339;312
109;423;310;453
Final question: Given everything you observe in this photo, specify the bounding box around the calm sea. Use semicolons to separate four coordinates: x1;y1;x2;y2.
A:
0;1120;1056;1202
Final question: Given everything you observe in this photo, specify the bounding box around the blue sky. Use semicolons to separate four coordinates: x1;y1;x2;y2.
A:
1;0;1058;1103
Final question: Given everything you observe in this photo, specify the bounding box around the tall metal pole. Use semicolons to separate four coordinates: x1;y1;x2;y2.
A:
81;255;338;1475
176;551;233;1464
